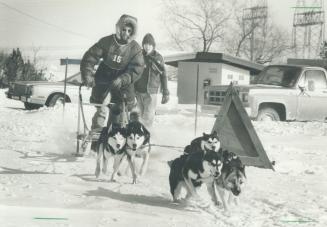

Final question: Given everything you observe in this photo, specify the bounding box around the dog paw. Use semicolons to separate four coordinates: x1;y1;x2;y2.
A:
214;201;222;207
172;198;181;204
132;178;137;184
198;200;211;209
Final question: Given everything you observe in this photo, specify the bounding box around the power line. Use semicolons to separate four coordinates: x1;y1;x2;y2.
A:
0;1;92;40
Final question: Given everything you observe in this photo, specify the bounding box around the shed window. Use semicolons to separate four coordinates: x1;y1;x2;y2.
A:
209;68;217;73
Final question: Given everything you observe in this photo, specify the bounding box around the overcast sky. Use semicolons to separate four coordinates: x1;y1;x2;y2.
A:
0;0;320;76
0;0;168;48
0;0;302;48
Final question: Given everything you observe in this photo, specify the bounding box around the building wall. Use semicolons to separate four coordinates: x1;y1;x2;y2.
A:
177;62;197;104
221;64;250;85
177;62;221;104
177;62;250;104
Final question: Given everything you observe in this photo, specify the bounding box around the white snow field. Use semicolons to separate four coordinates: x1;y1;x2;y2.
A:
0;84;327;227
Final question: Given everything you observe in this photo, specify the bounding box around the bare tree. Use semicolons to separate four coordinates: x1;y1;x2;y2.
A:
162;0;233;52
224;4;292;64
252;24;291;64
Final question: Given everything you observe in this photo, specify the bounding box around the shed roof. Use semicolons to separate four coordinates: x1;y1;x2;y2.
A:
165;52;264;74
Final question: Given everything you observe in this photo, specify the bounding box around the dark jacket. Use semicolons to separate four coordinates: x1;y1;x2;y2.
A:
80;15;144;104
134;50;168;95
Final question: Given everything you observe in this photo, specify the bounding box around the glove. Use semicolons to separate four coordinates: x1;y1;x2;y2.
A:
161;94;169;104
112;77;122;90
161;89;169;104
83;76;95;88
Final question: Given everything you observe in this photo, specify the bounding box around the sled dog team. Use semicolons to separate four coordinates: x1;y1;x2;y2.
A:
95;113;150;184
94;116;246;210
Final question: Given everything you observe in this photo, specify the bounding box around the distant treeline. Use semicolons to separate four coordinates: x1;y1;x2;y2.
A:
0;48;47;88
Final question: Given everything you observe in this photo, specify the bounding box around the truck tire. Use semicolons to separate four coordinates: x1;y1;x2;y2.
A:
48;94;65;107
256;107;280;121
24;102;42;110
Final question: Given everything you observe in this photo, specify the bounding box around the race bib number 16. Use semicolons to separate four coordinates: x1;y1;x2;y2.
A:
113;55;122;63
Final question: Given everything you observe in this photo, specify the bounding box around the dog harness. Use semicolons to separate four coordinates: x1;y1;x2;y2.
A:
105;143;125;155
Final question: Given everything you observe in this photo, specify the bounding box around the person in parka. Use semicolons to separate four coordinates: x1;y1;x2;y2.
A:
80;14;144;149
134;33;169;128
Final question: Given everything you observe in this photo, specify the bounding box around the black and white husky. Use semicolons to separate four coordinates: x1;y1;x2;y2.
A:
184;131;221;154
125;121;151;184
215;151;246;211
169;149;223;204
95;123;126;181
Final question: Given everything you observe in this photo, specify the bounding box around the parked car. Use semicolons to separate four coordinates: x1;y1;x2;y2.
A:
5;72;91;110
204;64;327;122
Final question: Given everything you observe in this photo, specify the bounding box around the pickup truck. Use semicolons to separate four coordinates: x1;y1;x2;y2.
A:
5;72;91;110
203;64;327;121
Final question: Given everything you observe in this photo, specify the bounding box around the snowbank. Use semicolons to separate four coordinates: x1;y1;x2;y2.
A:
1;88;327;226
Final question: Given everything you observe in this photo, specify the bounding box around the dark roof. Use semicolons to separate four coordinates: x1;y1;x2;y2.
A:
265;64;306;69
287;58;327;69
164;52;264;74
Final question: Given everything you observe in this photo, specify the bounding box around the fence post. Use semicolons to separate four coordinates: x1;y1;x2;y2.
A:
194;63;200;136
63;57;68;112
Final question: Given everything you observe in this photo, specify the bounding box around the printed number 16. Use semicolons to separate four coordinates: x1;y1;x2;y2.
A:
113;55;122;63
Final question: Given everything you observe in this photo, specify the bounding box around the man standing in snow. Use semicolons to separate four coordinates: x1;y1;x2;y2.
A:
134;33;169;129
80;14;144;150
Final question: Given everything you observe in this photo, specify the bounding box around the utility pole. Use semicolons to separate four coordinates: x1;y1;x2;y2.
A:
292;0;325;58
242;0;268;62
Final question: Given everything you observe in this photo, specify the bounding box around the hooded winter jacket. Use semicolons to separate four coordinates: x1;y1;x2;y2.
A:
134;34;168;95
80;14;144;104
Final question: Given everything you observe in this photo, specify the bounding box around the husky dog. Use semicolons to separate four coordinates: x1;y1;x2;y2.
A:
125;121;151;184
215;151;246;211
95;123;127;181
169;149;223;204
184;131;221;154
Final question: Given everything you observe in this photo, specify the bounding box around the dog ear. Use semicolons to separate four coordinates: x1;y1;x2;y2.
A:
212;131;218;137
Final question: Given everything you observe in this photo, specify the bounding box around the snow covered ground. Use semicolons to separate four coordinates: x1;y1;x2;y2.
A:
1;86;327;227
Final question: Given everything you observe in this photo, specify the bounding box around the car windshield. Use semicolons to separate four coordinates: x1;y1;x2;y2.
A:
61;72;82;84
254;66;302;87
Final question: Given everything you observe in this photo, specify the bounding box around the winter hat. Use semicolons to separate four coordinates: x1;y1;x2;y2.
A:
142;33;156;49
116;14;138;43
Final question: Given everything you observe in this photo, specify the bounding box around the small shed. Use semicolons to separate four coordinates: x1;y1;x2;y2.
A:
165;52;264;104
